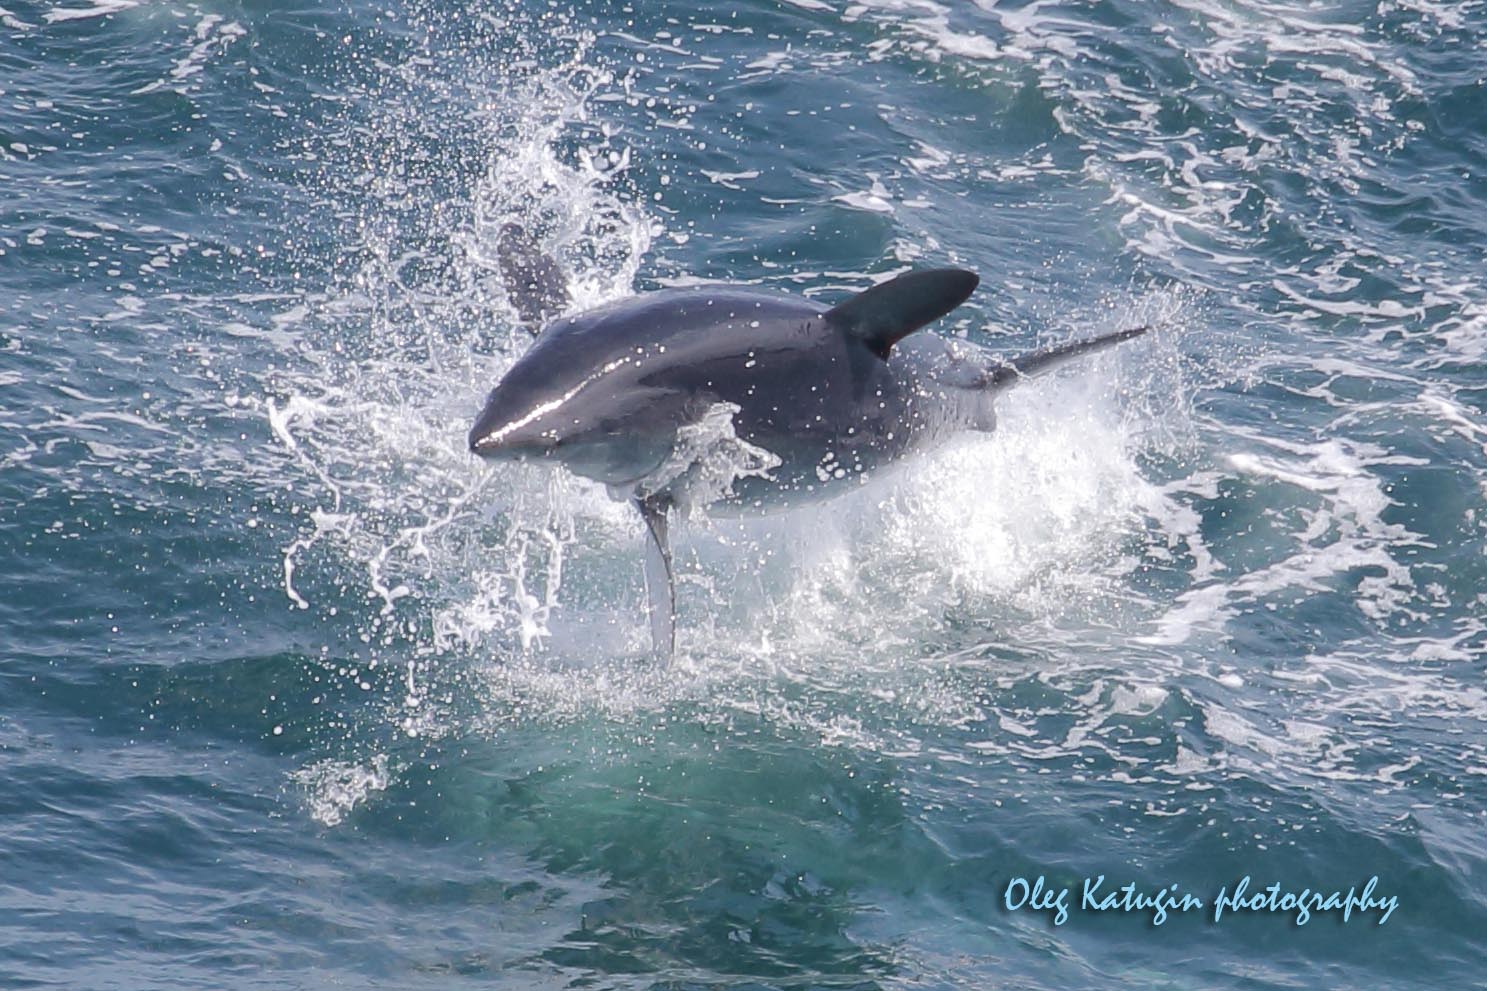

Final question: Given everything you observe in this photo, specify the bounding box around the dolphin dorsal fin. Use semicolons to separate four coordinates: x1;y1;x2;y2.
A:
824;268;979;359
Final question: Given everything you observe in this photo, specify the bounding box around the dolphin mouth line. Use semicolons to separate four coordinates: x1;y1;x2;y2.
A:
469;355;642;456
470;445;555;462
468;389;574;453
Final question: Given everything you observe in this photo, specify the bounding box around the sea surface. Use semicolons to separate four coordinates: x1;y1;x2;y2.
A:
3;0;1486;987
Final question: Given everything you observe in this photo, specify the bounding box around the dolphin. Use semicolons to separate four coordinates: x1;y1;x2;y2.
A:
471;247;1146;656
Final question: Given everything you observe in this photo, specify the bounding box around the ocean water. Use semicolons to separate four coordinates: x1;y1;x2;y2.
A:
3;0;1485;986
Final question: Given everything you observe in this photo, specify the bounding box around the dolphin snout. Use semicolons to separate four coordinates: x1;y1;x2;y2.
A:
468;428;504;456
470;388;542;458
468;424;556;459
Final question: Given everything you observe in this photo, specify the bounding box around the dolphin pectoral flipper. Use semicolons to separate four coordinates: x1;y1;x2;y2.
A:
496;222;570;332
825;268;980;359
636;494;675;660
988;325;1149;391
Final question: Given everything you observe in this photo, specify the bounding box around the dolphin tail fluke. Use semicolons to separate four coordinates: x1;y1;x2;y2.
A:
496;222;570;332
989;325;1148;391
636;495;675;661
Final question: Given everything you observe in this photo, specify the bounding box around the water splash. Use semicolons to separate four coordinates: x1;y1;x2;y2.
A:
632;401;782;515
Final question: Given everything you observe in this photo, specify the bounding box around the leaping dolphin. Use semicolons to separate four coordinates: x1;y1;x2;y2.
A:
471;244;1146;657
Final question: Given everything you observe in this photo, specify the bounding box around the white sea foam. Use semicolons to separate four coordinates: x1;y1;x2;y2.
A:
0;4;34;29
831;175;897;214
633;402;781;515
1142;434;1421;645
42;0;136;23
130;16;246;95
291;755;395;826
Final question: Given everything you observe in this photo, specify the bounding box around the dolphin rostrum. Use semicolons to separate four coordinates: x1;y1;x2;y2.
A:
471;249;1146;657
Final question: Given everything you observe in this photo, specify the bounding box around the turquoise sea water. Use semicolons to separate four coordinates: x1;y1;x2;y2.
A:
3;0;1486;986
